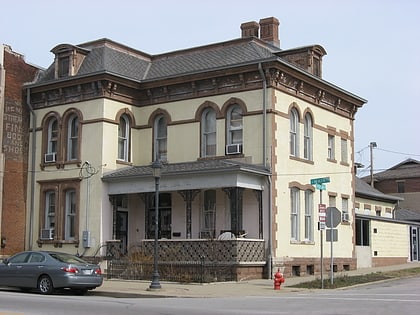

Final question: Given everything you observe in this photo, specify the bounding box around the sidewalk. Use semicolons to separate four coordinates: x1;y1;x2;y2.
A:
94;262;420;298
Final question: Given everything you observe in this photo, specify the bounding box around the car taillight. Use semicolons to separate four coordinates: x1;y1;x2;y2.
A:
61;266;79;273
94;268;102;275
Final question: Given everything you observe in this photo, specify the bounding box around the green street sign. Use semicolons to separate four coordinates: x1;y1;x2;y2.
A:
310;177;331;185
315;183;326;190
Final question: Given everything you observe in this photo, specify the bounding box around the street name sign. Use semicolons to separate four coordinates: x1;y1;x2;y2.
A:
310;177;330;185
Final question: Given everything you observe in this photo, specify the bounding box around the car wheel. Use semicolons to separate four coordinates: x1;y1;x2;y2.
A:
38;275;54;295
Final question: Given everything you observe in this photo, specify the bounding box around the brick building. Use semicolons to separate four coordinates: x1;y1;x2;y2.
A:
0;45;39;255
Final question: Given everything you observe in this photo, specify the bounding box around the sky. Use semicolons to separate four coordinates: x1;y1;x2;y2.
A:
1;0;419;175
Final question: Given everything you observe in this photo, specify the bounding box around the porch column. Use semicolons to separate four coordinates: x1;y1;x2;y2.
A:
109;195;118;240
178;190;200;238
223;187;244;235
253;189;263;239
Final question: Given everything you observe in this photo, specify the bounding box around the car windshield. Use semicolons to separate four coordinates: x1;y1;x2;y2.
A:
48;253;89;264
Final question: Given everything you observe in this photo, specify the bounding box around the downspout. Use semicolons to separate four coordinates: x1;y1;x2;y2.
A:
26;88;36;250
258;63;272;278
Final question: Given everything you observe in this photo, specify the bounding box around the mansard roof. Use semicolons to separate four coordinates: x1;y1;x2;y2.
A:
35;37;280;84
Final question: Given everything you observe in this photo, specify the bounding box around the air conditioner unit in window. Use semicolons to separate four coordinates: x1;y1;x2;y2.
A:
342;213;350;222
40;229;54;240
226;144;242;155
44;152;56;163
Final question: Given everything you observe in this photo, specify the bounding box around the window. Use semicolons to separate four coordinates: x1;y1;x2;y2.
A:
118;115;130;161
290;187;300;240
154;115;167;162
40;182;79;242
303;113;313;160
327;135;335;160
290;108;299;157
58;56;70;78
47;118;58;156
356;218;370;246
65;190;76;240
43;110;82;165
201;108;216;157
44;191;56;235
341;138;348;163
304;190;313;241
329;195;336;207
67;115;79;161
227;105;243;146
342;197;349;221
397;181;405;193
201;190;216;238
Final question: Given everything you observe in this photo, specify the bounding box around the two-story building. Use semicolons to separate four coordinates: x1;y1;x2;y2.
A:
25;17;366;279
0;45;39;256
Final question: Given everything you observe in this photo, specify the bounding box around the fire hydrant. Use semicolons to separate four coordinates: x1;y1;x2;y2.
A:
273;269;285;290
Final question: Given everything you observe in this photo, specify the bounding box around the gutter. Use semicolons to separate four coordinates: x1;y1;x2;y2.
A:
258;63;273;279
26;88;36;250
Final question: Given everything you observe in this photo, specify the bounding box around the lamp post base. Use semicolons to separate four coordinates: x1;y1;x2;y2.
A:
148;274;162;290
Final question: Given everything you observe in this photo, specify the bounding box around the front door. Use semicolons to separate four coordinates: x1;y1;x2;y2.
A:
116;211;128;254
148;193;171;239
410;226;419;261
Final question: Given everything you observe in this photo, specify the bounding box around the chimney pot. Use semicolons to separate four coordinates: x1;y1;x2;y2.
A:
240;21;259;38
259;17;280;47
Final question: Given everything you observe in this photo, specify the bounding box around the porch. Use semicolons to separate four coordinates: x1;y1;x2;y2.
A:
105;238;267;282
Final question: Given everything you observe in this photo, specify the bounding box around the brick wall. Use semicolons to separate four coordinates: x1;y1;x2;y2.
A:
1;47;38;255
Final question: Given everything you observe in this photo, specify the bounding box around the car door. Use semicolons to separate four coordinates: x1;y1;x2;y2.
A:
20;252;47;288
0;252;30;287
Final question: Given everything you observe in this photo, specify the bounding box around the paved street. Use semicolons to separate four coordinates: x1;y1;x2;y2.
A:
0;275;420;314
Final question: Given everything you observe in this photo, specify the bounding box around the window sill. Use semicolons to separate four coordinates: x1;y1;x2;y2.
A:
327;158;337;163
289;155;314;165
290;240;315;245
116;160;133;166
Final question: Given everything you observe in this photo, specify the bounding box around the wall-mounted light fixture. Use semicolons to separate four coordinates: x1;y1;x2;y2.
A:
0;236;6;248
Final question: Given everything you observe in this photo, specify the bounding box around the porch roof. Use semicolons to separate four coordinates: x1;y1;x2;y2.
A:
102;159;270;194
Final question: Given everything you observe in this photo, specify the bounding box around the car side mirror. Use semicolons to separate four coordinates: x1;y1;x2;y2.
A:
2;258;8;264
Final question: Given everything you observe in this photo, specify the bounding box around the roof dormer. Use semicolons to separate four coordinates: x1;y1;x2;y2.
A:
51;44;90;79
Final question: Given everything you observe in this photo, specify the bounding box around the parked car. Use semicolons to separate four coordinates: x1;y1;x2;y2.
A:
0;251;103;295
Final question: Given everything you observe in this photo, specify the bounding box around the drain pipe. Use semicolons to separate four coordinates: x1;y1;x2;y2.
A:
26;88;36;250
258;63;273;278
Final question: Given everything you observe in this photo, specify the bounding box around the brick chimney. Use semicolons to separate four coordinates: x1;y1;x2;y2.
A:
259;17;280;47
240;21;259;38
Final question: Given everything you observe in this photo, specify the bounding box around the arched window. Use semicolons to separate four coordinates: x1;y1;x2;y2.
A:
118;114;130;161
67;115;79;161
290;108;299;157
201;108;216;157
46;118;58;162
303;113;313;160
226;105;243;154
154;115;167;161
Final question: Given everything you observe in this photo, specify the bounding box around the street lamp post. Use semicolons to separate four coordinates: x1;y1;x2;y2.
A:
149;159;162;290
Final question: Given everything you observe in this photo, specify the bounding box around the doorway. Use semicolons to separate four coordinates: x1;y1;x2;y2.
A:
116;211;128;254
148;193;172;239
410;226;419;261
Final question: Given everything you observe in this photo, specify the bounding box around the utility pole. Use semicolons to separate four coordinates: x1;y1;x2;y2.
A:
369;142;377;187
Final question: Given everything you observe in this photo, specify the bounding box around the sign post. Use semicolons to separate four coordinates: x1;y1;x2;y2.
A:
326;206;341;285
310;177;330;289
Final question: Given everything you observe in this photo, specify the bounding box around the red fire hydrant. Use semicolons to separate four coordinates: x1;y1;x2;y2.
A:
273;269;285;290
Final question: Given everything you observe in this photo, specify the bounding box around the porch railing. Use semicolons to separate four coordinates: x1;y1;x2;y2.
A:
106;238;266;282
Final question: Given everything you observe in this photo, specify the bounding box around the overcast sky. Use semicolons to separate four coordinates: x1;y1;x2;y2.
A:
2;0;419;175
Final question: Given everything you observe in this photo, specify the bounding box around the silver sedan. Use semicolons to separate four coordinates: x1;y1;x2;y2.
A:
0;251;103;295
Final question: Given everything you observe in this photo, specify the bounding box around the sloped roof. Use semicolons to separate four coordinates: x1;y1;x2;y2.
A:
102;159;270;182
355;177;403;202
394;208;420;222
35;37;280;85
372;158;420;181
